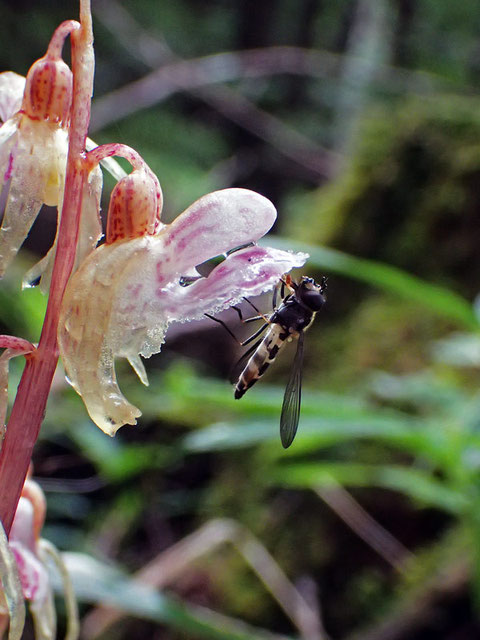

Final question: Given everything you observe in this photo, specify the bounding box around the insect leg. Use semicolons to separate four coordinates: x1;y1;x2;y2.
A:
239;297;272;324
241;321;269;346
179;275;203;287
272;282;281;310
205;312;268;345
204;313;241;344
231;306;263;324
242;297;261;313
276;274;295;306
224;295;273;326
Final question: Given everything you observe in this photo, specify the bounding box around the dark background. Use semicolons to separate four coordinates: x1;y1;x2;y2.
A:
1;1;480;639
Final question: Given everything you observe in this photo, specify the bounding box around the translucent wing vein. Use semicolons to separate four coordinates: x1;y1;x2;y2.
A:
280;331;304;448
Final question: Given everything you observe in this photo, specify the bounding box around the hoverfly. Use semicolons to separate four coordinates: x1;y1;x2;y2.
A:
207;275;327;448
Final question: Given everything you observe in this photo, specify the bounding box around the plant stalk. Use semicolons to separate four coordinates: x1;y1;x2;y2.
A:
0;0;94;534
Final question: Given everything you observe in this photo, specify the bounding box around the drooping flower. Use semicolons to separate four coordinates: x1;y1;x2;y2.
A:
0;22;103;291
58;166;307;436
8;480;55;639
0;477;79;640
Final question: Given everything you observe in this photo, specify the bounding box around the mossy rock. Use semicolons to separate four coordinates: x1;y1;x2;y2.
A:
291;96;480;296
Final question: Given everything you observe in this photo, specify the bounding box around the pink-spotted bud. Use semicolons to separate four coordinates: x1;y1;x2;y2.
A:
106;168;163;244
21;54;72;126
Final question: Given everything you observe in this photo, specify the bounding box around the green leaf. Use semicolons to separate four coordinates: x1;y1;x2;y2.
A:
181;412;447;465
264;238;479;330
432;332;480;367
0;259;47;339
55;553;296;640
273;461;467;513
69;422;176;481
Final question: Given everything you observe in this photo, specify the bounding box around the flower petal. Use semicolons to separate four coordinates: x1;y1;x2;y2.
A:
23;162;103;291
0;337;35;428
0;72;25;123
0;518;26;640
9;541;55;640
0;119;67;278
58;186;306;435
9;498;52;627
164;246;309;322
0;114;20;153
162;188;277;271
59;237;307;435
58;240;150;435
106;166;162;243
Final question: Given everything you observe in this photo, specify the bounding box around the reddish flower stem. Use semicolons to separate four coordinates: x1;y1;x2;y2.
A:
46;20;80;59
0;0;94;535
86;143;147;171
0;336;35;354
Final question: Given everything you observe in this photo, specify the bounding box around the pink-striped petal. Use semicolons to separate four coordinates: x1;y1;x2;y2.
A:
161;188;277;271
164;246;308;322
0;72;25;123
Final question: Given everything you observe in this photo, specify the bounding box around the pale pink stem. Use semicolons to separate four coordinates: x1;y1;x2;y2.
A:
86;142;147;171
0;336;35;355
0;0;94;534
46;20;80;59
0;337;36;428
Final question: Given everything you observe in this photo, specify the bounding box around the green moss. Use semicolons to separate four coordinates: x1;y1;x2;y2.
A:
288;96;480;296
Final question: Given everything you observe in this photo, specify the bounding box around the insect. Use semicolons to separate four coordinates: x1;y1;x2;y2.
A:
207;275;327;448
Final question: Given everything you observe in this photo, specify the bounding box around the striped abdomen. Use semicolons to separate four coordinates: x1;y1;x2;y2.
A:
234;324;289;399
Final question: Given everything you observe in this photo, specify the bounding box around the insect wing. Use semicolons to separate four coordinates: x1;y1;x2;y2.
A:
280;331;304;448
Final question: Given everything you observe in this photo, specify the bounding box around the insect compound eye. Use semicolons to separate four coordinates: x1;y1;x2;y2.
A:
300;289;326;311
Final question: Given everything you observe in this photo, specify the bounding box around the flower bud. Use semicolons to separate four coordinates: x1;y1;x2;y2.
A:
21;55;72;126
106;168;163;244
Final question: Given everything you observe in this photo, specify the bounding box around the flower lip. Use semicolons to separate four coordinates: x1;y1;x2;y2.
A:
165;244;309;323
58;183;307;436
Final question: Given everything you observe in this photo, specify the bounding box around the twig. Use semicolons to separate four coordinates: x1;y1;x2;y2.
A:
92;0;338;180
314;485;414;573
332;0;392;157
0;1;94;534
90;43;452;138
82;518;328;640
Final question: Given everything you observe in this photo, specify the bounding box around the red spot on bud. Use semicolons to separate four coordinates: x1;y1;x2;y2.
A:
105;168;162;244
22;55;72;126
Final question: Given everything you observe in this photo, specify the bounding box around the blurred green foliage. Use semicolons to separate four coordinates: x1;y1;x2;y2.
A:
291;97;480;296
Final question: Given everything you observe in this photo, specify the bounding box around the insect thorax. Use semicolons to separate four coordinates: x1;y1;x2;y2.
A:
272;298;314;334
